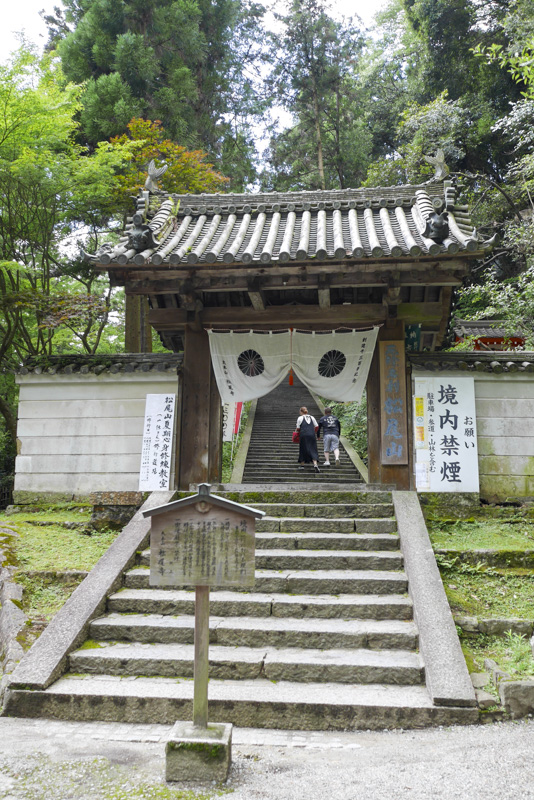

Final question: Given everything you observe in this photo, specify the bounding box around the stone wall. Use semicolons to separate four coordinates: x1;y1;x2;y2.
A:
410;353;534;502
14;355;181;501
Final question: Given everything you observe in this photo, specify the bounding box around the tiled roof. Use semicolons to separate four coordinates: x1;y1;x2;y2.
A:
409;352;534;373
16;354;183;376
90;181;494;268
453;319;523;340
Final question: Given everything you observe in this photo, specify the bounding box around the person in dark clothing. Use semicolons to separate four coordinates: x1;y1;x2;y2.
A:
317;407;341;467
296;406;320;473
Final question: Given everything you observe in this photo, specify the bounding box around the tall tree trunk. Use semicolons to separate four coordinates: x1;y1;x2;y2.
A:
0;395;17;449
312;81;326;190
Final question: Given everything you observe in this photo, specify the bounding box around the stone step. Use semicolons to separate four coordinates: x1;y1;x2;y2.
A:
138;548;403;571
254;532;400;551
248;503;394;518
69;642;425;685
107;588;414;620
6;676;478;730
89;614;418;650
256;517;397;533
124;567;409;595
243;465;359;474
243;476;363;485
214;491;393;504
242;474;363;484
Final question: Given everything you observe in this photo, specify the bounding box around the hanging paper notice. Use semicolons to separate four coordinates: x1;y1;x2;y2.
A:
413;377;479;492
139;394;176;490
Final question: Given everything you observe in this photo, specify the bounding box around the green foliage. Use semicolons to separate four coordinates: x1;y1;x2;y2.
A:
47;0;267;187
109;118;228;211
466;632;534;678
221;402;250;482
263;0;371;190
453;267;534;348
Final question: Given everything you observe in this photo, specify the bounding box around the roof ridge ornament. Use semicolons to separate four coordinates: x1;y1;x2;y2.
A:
424;149;450;182
144;159;168;193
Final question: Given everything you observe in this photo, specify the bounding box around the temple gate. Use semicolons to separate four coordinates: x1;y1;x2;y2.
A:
88;175;494;490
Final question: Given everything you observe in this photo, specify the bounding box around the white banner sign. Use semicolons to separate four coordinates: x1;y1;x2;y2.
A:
222;402;235;442
139;394;176;491
413;376;479;492
208;328;379;404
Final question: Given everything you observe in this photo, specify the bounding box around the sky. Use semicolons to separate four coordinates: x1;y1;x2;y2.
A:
1;0;389;63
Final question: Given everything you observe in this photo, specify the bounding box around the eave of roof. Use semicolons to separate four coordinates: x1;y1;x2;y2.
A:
88;180;494;270
409;352;534;373
15;353;183;376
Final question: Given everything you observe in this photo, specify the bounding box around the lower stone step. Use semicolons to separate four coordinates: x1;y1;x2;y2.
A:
124;567;409;595
138;548;403;571
5;676;478;730
254;532;401;551
256;518;397;533
248;503;395;518
69;642;425;685
89;614;418;650
108;589;414;621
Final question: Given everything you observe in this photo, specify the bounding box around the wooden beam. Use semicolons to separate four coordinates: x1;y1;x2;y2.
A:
149;304;387;329
147;302;445;331
247;278;266;311
124;268;466;296
318;274;330;309
99;255;474;281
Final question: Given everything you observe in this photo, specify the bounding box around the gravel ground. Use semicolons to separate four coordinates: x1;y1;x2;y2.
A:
0;717;532;800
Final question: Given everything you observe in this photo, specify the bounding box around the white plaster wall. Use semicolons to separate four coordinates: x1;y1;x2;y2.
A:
15;372;179;495
413;370;534;499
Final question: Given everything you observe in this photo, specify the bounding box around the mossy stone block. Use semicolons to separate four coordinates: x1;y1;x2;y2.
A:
165;721;232;783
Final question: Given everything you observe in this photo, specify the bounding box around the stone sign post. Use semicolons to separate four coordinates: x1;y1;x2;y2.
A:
143;483;264;782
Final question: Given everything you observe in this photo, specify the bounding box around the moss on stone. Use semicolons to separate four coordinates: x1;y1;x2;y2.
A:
168;741;225;762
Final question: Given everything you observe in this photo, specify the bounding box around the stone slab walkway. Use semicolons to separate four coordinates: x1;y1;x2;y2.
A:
0;716;532;800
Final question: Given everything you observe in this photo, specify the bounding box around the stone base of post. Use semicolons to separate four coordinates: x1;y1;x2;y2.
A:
165;721;233;783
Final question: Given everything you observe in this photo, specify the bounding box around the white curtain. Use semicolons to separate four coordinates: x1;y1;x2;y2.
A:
208;327;378;404
292;329;378;402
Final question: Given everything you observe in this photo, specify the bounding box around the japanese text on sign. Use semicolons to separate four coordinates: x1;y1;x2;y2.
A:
139;394;176;491
413;376;479;492
150;510;255;587
380;341;408;464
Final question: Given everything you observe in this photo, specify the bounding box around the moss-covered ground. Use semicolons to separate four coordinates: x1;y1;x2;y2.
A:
461;631;534;679
0;507;116;572
424;504;534;679
0;506;118;647
427;516;534;551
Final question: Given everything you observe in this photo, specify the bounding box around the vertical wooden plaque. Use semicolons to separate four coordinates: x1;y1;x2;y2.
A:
379;340;408;465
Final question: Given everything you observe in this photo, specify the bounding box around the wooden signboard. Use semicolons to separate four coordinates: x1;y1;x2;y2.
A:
144;485;263;730
149;506;255;588
379;340;408;465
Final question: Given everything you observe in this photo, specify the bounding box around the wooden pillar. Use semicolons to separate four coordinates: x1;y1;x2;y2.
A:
177;326;222;490
125;295;152;353
366;321;412;489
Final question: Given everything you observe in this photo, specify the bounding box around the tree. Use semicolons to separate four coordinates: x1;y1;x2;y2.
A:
109;118;228;211
0;47;132;452
263;0;370;191
45;0;267;188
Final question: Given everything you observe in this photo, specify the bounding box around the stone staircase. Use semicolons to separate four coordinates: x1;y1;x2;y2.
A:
242;375;364;484
5;488;475;729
